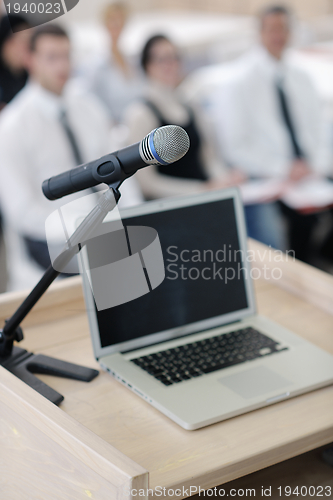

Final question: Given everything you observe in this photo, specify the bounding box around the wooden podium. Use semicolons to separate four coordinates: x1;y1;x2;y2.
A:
1;240;333;500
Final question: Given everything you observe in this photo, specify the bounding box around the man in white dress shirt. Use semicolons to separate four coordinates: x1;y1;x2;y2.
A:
216;5;332;259
0;24;141;290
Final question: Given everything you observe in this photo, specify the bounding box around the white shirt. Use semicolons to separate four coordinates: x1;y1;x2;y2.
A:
0;82;142;289
0;81;141;239
213;47;332;178
83;53;144;123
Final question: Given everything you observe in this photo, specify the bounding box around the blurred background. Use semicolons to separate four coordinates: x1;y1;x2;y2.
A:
1;0;333;293
59;0;333;60
20;0;333;133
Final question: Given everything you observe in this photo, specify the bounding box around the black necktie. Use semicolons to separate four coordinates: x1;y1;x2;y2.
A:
59;109;98;194
276;81;304;159
59;108;84;166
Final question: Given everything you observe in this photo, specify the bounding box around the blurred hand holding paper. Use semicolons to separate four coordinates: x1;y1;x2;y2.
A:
281;176;333;212
239;179;286;205
239;176;333;213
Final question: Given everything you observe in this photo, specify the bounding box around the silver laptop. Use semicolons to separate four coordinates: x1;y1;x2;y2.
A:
80;188;333;430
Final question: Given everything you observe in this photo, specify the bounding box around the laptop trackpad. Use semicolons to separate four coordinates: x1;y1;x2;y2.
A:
218;366;291;399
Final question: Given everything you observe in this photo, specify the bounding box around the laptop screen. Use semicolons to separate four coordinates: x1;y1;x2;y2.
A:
84;193;252;353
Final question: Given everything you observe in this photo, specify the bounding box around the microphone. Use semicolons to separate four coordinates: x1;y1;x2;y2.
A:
42;125;190;201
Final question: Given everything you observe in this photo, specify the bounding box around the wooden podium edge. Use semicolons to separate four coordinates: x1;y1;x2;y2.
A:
0;366;148;500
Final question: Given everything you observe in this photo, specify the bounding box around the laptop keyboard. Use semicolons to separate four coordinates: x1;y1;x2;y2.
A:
132;327;288;386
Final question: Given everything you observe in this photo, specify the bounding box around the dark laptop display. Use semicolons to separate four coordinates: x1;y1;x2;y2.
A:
86;197;248;348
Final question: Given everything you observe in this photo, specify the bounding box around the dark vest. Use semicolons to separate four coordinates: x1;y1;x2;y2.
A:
144;100;207;181
0;62;28;104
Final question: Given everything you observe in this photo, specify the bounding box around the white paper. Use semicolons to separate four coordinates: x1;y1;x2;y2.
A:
239;180;286;205
281;177;333;210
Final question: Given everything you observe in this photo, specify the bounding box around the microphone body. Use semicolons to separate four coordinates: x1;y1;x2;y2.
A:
42;126;190;201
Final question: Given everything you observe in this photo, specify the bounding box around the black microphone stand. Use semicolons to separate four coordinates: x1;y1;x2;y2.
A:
0;185;121;405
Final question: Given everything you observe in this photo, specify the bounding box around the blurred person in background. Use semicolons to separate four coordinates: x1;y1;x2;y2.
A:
0;23;141;291
0;14;30;109
214;5;332;259
0;13;31;292
125;34;243;200
84;2;143;124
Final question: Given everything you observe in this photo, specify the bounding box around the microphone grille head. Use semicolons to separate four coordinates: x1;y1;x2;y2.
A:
153;125;190;164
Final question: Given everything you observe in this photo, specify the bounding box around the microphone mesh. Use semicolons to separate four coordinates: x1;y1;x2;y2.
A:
153;125;190;164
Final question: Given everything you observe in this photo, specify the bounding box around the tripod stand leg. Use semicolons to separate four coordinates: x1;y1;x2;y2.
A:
0;188;116;403
26;354;99;382
1;348;99;405
6;362;64;405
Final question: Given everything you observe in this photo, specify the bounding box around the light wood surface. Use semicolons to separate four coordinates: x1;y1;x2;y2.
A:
0;240;332;499
0;365;148;500
247;239;333;316
190;445;333;499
